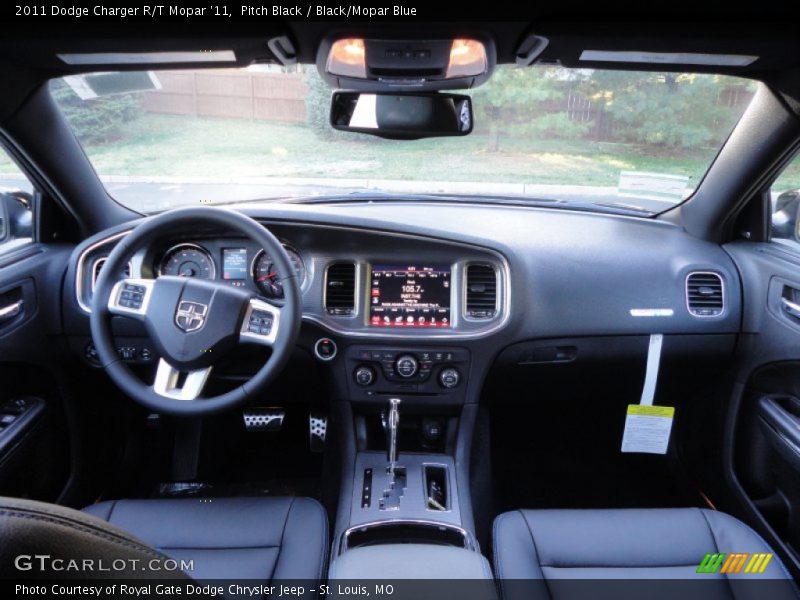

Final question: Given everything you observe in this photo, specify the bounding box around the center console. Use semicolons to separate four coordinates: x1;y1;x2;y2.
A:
331;395;492;581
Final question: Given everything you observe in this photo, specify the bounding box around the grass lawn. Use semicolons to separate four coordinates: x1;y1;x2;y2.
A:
80;114;724;188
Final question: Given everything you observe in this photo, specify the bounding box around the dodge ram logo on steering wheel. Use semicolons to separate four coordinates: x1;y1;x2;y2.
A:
175;301;208;333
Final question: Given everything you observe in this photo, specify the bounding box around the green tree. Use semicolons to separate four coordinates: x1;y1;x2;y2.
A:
580;71;755;148
49;79;141;145
471;66;568;151
303;66;344;140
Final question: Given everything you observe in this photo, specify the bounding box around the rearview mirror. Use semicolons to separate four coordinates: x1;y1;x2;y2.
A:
330;92;473;140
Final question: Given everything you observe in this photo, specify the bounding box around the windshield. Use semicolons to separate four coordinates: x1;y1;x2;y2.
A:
49;65;756;215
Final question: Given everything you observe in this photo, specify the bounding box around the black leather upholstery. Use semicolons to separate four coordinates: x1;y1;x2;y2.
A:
83;496;328;581
493;508;798;597
0;496;188;578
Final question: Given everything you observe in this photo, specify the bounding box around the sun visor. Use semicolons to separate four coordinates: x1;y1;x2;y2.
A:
579;50;758;68
58;50;238;66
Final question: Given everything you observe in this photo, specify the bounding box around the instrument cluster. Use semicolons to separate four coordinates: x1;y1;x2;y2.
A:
156;242;306;299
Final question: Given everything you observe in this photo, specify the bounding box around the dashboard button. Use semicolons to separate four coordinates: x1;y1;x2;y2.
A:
439;367;460;389
354;365;376;386
314;338;338;362
396;354;419;378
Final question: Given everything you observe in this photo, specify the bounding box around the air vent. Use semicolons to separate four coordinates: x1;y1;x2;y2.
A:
466;264;497;319
91;257;131;292
325;262;356;316
686;272;724;317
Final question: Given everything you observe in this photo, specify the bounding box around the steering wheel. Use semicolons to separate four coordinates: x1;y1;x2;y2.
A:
90;207;301;416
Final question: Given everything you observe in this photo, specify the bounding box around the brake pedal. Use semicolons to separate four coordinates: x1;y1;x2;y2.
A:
309;414;327;452
243;408;285;432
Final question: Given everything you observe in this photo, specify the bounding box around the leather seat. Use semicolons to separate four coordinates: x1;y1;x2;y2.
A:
83;496;328;581
493;508;798;597
0;495;327;581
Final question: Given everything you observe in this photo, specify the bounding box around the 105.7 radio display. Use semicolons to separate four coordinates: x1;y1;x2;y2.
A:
369;265;451;328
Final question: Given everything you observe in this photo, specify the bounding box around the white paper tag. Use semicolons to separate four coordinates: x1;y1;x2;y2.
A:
640;333;663;406
621;405;675;454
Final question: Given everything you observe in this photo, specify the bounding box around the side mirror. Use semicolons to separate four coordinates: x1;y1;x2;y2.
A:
330;91;473;140
0;191;33;244
772;189;800;241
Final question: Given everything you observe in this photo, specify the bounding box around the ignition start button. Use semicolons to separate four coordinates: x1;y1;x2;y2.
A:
314;338;338;362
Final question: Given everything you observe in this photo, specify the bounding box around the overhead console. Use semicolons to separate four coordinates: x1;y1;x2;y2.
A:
317;35;496;91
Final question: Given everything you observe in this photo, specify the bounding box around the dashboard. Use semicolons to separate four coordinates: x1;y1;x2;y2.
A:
65;200;743;372
61;200;745;408
71;220;510;341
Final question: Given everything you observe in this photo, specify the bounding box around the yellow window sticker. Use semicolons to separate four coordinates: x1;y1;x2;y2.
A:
621;404;675;454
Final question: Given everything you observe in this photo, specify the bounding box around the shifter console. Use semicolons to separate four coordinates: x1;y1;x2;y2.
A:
379;467;407;511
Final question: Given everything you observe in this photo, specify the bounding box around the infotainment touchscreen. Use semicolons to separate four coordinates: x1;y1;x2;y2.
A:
369;265;451;328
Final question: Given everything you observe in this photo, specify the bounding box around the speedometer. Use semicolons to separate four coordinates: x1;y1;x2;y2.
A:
158;244;216;279
252;247;306;298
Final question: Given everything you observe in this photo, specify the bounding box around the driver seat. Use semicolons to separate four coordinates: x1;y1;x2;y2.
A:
0;495;328;581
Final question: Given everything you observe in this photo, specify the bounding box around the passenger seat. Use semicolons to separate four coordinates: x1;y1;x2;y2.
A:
493;508;798;597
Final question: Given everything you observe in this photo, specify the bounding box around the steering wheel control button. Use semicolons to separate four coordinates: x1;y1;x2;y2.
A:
439;367;461;389
247;310;274;336
314;338;338;362
395;354;419;378
354;365;376;386
108;278;154;317
119;283;146;309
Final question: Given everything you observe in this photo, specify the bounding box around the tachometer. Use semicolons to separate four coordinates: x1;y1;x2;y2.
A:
252;247;306;298
158;244;216;279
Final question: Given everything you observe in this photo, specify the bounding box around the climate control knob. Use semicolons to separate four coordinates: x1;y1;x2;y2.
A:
395;354;419;378
439;367;461;389
354;365;376;386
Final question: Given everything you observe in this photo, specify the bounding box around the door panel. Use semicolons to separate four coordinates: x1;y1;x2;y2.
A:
724;240;800;576
0;242;74;501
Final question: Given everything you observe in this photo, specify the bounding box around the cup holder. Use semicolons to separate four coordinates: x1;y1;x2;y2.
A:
340;520;474;554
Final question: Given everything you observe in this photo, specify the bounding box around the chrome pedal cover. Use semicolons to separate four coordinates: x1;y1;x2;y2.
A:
309;414;328;452
243;408;285;432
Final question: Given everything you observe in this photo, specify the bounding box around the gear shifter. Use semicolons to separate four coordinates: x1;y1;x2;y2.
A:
385;398;401;476
378;398;406;511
